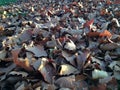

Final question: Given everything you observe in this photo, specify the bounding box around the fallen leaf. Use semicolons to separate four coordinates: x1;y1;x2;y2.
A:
59;64;79;75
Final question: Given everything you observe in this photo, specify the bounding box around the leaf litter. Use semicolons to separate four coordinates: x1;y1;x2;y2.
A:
0;0;120;90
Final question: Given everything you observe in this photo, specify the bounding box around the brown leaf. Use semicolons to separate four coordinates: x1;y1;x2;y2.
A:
84;19;94;28
55;75;75;89
75;74;87;81
114;0;120;4
12;49;34;71
99;30;112;38
75;80;88;90
76;49;91;70
90;84;107;90
108;77;118;86
26;45;47;57
38;59;56;84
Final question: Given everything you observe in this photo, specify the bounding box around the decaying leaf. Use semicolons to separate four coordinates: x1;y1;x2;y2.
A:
26;45;47;57
55;75;75;89
0;0;120;89
75;74;87;81
38;58;56;83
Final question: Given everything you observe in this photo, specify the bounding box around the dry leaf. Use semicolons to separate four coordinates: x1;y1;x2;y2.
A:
55;75;75;88
38;58;56;83
59;64;79;75
26;45;47;57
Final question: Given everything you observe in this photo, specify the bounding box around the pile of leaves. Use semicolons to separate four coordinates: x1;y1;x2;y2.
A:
0;0;120;90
